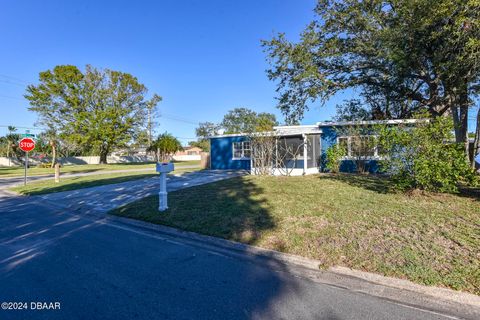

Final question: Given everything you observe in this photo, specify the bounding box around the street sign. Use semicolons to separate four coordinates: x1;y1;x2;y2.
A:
19;138;35;152
21;133;35;138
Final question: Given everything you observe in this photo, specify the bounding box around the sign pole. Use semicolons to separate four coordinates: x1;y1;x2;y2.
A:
24;151;28;186
19;137;35;186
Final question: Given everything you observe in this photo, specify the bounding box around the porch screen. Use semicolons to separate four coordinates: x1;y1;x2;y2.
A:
306;134;320;168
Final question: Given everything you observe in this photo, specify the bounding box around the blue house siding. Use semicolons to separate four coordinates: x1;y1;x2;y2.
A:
210;136;251;170
210;125;383;173
319;125;381;173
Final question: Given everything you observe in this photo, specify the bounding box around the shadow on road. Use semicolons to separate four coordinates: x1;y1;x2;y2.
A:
0;178;338;320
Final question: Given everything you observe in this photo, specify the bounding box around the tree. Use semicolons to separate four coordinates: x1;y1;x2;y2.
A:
221;108;278;134
5;126;19;160
146;94;162;146
378;116;476;192
263;0;480;160
191;122;221;152
38;128;59;168
147;133;182;162
25;65;161;163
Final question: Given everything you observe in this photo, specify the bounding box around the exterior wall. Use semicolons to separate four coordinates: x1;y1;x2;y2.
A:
172;155;201;161
174;147;203;156
320;125;381;173
209;126;383;174
210;136;251;170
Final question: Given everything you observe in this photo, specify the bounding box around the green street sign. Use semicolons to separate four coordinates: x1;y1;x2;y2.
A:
22;133;35;138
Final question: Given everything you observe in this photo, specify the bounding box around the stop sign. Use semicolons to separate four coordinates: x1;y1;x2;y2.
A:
19;138;35;152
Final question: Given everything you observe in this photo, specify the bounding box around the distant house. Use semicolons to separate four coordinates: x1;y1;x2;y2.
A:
209;119;422;175
173;146;203;161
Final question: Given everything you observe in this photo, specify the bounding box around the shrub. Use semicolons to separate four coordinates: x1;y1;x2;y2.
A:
325;144;346;173
378;116;477;192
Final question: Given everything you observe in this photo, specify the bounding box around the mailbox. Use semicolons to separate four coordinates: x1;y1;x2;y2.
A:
156;162;175;211
156;162;174;173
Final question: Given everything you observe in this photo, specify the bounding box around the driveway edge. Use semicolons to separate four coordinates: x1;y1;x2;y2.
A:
107;214;480;320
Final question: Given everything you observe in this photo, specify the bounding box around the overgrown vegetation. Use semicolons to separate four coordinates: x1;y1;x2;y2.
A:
378;117;477;192
325;145;346;173
112;174;480;294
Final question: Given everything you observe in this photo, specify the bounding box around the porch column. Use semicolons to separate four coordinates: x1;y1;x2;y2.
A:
303;134;307;175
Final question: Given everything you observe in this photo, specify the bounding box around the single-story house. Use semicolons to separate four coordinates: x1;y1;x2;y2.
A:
172;146;203;161
209;119;422;175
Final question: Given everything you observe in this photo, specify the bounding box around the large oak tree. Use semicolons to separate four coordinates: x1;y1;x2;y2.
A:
263;0;480;159
25;65;161;163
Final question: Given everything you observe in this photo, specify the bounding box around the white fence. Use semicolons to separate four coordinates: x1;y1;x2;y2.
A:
0;155;156;167
0;154;203;167
171;154;201;161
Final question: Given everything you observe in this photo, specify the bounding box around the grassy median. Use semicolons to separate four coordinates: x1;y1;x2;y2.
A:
0;160;200;177
111;174;480;294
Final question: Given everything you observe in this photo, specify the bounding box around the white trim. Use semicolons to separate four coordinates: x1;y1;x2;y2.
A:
232;141;251;160
302;134;307;175
337;135;383;159
317;119;427;127
209;119;425;139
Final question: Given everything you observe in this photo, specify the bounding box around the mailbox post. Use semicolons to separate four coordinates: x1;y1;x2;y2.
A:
156;162;174;211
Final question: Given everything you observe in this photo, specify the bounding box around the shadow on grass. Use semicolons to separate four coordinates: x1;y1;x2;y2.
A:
320;173;392;194
0;182;347;319
321;173;480;201
112;176;275;245
14;173;157;196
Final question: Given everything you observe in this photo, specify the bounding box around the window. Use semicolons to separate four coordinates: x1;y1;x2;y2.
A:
337;135;381;158
232;141;251;159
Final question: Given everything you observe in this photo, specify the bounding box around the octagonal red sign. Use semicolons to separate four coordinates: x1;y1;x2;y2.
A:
19;138;35;152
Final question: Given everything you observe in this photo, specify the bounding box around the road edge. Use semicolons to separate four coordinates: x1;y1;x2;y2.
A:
106;213;480;320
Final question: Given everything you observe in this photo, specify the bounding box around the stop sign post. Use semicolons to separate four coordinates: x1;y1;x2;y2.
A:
19;138;36;185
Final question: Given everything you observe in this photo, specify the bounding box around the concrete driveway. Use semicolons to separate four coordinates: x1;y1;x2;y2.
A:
34;170;245;214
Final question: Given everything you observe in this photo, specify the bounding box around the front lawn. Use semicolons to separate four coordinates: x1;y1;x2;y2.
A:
111;174;480;294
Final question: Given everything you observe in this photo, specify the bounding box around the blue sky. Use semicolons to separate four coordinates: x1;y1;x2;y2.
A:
0;0;476;143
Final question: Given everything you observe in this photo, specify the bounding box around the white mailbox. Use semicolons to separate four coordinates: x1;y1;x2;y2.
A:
156;162;175;211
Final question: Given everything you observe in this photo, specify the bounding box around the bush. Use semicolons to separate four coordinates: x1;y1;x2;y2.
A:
325;144;346;173
378;116;477;193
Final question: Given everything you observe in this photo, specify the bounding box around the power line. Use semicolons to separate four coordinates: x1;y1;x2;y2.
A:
0;79;26;87
0;94;24;101
0;74;28;84
159;112;200;125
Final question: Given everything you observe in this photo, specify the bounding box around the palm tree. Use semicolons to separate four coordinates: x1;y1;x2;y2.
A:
43;128;58;168
6;126;18;165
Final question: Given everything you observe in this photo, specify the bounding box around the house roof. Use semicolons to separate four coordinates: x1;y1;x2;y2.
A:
209;119;425;139
316;119;426;127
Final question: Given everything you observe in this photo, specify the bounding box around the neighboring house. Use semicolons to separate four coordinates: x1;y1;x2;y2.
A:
209;119;421;175
172;146;203;161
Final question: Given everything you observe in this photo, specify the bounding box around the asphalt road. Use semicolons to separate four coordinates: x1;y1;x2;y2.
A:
0;173;466;320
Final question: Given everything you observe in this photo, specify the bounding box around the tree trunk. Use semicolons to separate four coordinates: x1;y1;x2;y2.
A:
50;143;57;168
99;145;108;164
473;106;480;170
451;94;470;162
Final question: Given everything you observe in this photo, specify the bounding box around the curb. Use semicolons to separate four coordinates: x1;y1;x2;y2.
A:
107;214;480;320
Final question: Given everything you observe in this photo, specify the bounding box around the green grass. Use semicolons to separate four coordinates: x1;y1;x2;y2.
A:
10;167;200;196
0;160;200;177
111;174;480;294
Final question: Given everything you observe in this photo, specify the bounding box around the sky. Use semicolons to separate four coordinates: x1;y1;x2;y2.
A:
0;0;476;144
